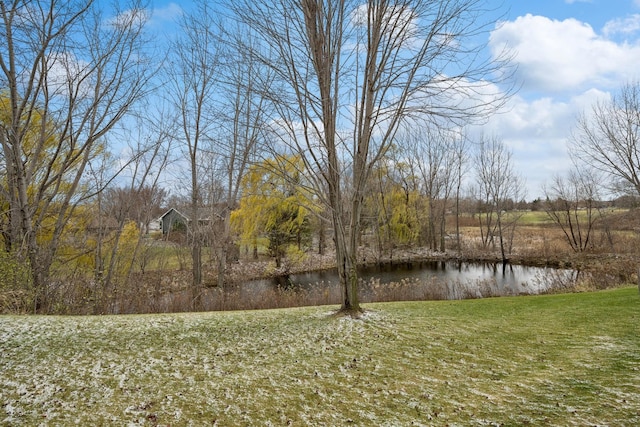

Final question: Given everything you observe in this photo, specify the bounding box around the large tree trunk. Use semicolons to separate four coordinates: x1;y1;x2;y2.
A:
331;197;361;312
333;211;359;312
303;0;361;313
326;136;361;312
9;135;71;311
346;204;361;312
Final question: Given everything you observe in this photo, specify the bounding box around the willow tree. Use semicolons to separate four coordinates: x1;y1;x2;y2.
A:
231;156;315;268
0;0;154;309
364;155;421;259
225;0;512;313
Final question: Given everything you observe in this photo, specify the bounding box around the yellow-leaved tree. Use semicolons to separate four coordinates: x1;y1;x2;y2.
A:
365;160;421;260
231;156;318;268
0;1;153;311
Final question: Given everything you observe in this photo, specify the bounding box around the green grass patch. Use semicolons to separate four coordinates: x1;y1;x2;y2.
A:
1;287;639;425
516;210;553;225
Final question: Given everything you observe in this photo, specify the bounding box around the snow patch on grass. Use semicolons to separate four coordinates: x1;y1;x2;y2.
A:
1;291;639;425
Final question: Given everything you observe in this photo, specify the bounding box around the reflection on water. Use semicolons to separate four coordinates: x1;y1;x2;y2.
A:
245;261;574;299
151;261;577;313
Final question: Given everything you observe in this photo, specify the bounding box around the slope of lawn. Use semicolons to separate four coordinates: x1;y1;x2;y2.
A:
1;287;639;426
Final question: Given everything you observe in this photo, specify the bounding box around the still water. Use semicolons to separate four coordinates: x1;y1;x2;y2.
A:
153;260;575;312
244;260;572;300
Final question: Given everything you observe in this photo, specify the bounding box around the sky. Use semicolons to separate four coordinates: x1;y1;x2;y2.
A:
477;0;640;199
142;0;640;200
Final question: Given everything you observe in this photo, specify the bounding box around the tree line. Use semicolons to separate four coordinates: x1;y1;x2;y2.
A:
1;1;639;314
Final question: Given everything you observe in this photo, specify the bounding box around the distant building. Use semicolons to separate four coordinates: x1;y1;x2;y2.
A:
147;217;162;233
159;207;212;235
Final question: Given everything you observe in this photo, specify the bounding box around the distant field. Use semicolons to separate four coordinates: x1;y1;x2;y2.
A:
516;207;631;226
1;287;639;426
517;210;554;225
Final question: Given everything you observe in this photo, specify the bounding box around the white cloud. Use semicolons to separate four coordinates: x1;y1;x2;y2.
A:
42;52;92;99
490;14;640;93
486;88;608;139
603;14;640;37
107;8;150;29
471;88;611;197
350;3;420;50
485;12;640;196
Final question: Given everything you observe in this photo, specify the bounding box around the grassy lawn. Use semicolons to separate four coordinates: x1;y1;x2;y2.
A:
1;287;639;426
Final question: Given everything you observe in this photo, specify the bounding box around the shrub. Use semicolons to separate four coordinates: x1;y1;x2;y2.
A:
0;251;35;314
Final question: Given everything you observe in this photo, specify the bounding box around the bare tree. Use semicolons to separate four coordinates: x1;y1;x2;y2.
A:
543;167;604;252
403;125;446;251
89;114;171;314
0;0;155;308
225;0;512;312
473;135;525;263
453;129;472;254
168;3;222;295
570;81;640;197
207;28;271;288
403;123;468;253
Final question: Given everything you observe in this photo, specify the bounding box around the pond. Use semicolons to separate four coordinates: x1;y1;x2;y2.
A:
149;261;578;312
121;261;580;313
151;260;577;313
237;260;575;302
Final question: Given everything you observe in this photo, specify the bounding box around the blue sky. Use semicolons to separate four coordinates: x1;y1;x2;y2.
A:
144;0;640;199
